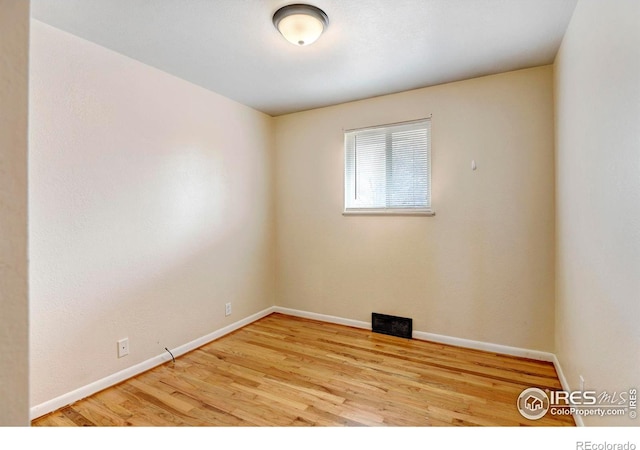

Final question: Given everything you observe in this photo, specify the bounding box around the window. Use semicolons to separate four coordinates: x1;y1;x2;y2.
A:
344;118;433;215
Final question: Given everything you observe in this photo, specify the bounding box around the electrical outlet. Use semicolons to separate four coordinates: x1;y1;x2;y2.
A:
117;338;129;358
225;302;232;317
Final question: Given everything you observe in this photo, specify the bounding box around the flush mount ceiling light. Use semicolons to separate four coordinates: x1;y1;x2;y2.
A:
272;3;329;46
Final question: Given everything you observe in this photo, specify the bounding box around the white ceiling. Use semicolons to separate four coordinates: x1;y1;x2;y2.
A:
31;0;578;117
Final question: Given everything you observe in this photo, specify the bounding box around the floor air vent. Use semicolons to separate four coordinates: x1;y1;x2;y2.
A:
372;313;412;339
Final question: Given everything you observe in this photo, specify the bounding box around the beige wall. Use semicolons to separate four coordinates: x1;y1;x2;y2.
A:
29;21;275;406
0;0;30;426
275;66;556;351
554;0;640;426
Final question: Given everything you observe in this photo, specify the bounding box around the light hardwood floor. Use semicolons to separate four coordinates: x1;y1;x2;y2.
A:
32;313;574;426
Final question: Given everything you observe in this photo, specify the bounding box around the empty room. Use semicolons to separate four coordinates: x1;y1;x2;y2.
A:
1;0;638;441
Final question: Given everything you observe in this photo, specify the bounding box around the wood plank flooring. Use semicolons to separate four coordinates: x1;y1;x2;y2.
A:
32;313;574;427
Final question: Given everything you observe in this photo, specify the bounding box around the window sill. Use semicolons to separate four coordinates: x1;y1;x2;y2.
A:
343;208;435;216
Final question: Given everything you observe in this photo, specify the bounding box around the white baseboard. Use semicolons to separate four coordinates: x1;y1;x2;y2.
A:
30;306;276;420
412;329;556;361
32;305;574;425
273;306;370;330
275;306;555;361
552;354;584;427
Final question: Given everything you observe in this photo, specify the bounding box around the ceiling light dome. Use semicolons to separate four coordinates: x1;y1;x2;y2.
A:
272;4;329;46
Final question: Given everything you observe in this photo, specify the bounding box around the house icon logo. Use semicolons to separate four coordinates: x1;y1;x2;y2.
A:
517;387;550;420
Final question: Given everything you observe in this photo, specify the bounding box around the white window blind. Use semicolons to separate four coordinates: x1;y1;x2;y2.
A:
344;118;432;215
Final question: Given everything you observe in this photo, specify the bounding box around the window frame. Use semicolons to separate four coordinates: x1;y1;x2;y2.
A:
343;117;434;216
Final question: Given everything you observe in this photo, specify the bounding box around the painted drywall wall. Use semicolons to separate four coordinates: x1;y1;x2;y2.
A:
275;66;556;351
554;0;640;426
29;20;275;407
0;0;30;426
